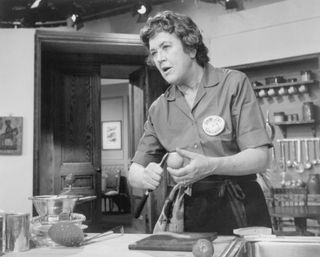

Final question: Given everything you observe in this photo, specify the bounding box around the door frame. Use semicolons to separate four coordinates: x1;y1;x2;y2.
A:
33;29;147;201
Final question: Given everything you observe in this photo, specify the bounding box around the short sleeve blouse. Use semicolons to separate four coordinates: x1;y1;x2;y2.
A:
132;64;271;167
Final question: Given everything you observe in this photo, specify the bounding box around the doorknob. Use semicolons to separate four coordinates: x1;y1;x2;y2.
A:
95;167;101;173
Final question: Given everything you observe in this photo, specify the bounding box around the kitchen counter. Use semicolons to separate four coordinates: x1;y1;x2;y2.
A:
4;234;235;257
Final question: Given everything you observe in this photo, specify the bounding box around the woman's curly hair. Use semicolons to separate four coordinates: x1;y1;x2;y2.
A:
140;10;209;67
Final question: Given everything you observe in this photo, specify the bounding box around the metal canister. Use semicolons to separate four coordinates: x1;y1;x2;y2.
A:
302;102;315;121
301;70;312;82
273;112;286;123
5;213;30;252
307;174;320;194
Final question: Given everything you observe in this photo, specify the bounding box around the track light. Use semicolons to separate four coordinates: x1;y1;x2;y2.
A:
133;1;152;23
30;0;42;9
66;14;84;30
225;0;242;10
137;4;147;15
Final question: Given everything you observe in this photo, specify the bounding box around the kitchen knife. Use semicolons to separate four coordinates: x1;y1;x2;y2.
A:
134;153;169;219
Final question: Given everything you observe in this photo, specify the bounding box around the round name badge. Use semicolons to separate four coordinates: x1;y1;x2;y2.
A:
202;115;225;136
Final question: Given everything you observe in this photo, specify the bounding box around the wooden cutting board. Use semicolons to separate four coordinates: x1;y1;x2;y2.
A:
128;232;217;252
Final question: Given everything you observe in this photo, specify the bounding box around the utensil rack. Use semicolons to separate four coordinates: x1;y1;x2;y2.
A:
273;138;320;187
276;138;320;143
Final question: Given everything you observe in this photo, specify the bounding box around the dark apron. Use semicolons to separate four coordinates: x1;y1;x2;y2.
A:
184;175;271;235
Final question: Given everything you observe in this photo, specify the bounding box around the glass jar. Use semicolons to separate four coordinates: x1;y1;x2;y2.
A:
302;102;315;121
301;70;312;82
307;174;320;194
273;112;285;123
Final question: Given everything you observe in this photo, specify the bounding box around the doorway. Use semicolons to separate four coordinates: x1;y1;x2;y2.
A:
34;30;148;231
100;79;132;230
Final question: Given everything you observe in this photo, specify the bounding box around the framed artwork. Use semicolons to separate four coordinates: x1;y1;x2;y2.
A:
0;116;23;155
102;121;122;150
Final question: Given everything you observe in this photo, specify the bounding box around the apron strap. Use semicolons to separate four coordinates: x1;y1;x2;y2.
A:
219;179;248;228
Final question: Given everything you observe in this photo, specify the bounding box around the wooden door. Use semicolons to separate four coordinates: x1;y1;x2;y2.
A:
40;58;101;225
128;66;169;232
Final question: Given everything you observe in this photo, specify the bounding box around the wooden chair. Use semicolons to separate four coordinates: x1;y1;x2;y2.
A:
102;168;121;213
102;167;131;214
269;187;314;235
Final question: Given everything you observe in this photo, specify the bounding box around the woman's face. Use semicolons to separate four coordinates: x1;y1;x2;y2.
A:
149;31;197;86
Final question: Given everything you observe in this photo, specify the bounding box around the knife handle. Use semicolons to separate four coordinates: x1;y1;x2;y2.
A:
134;153;169;219
134;190;151;219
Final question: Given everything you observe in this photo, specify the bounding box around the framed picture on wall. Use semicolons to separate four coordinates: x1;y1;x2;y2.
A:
0;116;23;155
102;121;122;150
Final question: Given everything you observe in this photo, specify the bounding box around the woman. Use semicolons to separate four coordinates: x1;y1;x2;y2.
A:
128;10;272;234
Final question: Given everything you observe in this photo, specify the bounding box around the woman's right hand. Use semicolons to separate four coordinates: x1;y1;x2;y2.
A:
142;162;164;190
128;162;163;190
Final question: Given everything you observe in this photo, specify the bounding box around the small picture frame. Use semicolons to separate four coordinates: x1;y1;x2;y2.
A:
0;116;23;155
102;121;122;150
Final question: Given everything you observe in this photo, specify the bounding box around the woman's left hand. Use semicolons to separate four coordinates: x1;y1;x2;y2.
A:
167;148;213;185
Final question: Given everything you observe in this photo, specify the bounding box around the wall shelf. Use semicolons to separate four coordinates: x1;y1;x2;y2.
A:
252;80;316;91
273;120;316;137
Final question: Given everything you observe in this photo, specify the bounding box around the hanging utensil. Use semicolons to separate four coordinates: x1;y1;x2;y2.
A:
304;139;313;170
265;110;277;171
265;110;275;141
312;139;318;166
278;141;284;170
280;140;287;186
317;138;320;165
286;141;293;168
296;139;305;173
292;140;298;168
134;152;169;219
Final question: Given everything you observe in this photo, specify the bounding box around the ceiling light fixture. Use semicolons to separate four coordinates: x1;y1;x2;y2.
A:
137;4;147;15
133;1;152;23
71;14;78;23
30;0;42;9
66;13;83;30
201;0;243;10
224;0;243;10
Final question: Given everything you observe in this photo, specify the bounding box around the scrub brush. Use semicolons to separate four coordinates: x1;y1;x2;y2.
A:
48;222;124;247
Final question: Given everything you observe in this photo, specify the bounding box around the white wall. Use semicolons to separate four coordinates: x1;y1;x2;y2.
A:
83;0;320;66
101;82;130;175
209;0;320;66
0;29;35;214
